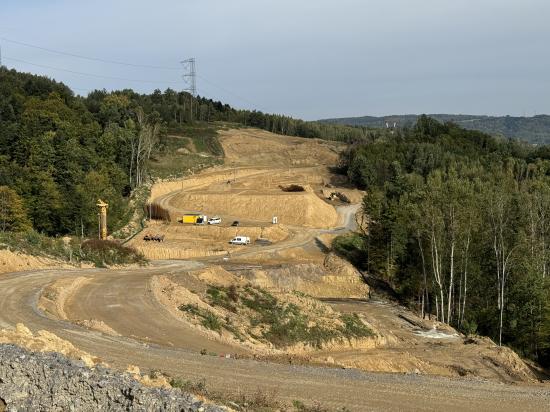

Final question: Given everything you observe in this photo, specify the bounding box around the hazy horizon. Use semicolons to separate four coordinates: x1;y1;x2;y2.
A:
3;0;550;120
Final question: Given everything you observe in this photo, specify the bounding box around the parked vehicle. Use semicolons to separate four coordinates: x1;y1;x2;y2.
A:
231;220;240;227
181;214;208;225
229;236;250;245
208;217;222;225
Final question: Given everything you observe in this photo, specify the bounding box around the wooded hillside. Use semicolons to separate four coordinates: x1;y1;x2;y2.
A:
322;114;550;144
339;115;550;366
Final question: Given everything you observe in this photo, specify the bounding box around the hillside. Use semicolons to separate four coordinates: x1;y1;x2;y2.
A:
320;113;550;144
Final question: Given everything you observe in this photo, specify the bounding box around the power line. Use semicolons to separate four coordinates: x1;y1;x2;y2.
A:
0;37;180;70
3;37;271;111
3;56;182;85
197;74;269;111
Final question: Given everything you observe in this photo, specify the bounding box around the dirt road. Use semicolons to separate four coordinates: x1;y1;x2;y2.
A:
2;129;549;410
1;264;549;411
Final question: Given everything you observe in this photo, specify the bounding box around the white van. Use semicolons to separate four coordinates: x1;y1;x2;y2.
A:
230;236;250;245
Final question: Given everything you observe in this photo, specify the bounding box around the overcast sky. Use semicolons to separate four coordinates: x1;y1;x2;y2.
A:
2;0;550;120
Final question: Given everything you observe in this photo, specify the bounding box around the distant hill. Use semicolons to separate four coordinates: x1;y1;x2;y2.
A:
319;114;550;144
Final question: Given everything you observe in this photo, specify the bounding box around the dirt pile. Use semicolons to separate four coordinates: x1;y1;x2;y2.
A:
151;271;376;354
237;255;370;299
312;299;542;383
0;324;101;368
0;344;227;411
0;249;67;276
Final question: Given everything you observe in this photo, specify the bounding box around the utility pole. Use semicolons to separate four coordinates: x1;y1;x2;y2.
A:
181;58;196;121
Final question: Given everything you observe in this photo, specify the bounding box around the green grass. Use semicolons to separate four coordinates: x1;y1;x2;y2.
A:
332;233;367;269
149;123;223;180
179;304;223;332
165;122;224;155
202;285;374;348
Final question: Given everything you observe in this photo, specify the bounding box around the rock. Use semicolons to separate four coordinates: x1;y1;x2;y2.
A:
0;344;227;411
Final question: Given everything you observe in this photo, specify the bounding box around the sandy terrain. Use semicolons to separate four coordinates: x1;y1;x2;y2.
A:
1;128;549;410
0;249;68;275
1;264;549;411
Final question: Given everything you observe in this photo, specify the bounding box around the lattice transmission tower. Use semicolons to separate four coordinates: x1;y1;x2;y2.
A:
181;58;196;96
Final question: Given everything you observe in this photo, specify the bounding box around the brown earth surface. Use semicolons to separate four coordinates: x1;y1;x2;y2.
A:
1;128;549;410
0;249;69;276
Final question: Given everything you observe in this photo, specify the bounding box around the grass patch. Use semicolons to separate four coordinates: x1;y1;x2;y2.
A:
165;123;224;155
202;285;373;348
332;233;366;269
149;122;223;180
179;304;222;332
341;313;373;338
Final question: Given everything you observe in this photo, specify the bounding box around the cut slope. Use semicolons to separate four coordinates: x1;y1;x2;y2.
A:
168;190;338;228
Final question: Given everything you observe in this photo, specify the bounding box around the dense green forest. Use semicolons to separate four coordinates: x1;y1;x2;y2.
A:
339;115;550;365
322;113;550;144
0;67;372;237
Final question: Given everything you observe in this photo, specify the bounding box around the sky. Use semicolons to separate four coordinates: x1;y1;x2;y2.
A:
2;0;550;120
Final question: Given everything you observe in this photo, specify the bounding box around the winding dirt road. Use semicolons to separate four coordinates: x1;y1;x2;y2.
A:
1;262;549;411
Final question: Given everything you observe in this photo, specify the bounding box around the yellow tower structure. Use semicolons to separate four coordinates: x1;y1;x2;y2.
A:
96;199;108;240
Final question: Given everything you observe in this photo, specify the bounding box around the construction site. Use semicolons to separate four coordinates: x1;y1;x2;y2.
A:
1;128;549;411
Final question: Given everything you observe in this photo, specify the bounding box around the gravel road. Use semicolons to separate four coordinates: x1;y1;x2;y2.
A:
1;263;549;411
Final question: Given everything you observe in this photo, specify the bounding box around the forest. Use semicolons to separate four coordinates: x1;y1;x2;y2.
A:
0;67;371;237
323;113;550;144
339;115;550;366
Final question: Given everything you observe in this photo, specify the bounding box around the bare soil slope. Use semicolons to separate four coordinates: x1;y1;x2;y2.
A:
0;249;68;276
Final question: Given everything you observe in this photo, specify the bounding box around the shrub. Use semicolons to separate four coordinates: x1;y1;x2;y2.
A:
340;313;374;338
179;304;222;333
80;239;146;267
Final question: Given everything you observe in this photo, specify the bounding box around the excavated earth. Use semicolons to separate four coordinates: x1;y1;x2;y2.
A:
1;128;550;411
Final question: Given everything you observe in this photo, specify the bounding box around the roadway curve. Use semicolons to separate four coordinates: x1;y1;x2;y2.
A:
1;262;549;410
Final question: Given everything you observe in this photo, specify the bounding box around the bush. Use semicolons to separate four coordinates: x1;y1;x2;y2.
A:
179;304;222;333
332;233;366;269
80;239;146;267
460;319;478;336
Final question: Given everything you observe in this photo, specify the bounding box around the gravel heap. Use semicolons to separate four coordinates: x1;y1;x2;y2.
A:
0;344;227;412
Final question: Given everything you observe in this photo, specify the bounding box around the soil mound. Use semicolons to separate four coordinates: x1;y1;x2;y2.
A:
0;249;67;276
0;324;101;368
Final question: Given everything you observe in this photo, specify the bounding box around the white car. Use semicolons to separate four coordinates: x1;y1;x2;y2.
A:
230;236;250;245
208;217;221;225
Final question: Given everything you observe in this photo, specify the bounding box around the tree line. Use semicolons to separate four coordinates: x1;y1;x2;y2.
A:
341;115;550;366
